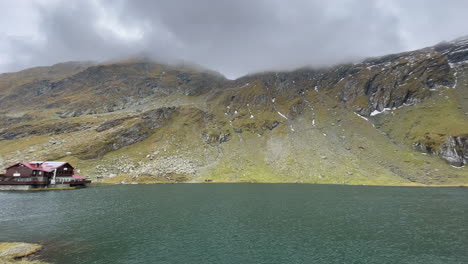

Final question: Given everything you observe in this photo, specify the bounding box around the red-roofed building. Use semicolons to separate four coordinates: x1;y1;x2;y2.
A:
0;161;91;190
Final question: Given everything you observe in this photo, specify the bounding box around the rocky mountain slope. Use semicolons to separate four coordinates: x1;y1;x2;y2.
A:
0;37;467;185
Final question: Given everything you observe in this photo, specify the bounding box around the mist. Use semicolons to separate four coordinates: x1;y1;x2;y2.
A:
1;0;468;79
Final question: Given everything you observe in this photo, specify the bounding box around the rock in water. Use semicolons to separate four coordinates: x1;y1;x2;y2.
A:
0;242;43;258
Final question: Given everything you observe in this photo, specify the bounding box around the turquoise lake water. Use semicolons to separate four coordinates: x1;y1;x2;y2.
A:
0;184;467;263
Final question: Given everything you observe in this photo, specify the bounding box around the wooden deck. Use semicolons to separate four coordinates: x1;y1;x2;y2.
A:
0;180;48;185
0;178;91;185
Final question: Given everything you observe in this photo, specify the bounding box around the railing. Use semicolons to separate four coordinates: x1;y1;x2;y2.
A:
55;178;83;183
0;177;90;185
0;179;48;185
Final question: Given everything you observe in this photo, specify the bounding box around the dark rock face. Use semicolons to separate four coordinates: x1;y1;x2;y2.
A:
77;107;177;159
350;51;454;116
95;117;132;132
113;107;177;149
141;107;177;129
414;135;468;167
434;36;468;64
229;49;455;118
202;130;231;145
0;61;227;116
0;80;53;106
288;99;307;119
0;115;33;128
0;122;91;140
440;136;468;167
263;121;280;130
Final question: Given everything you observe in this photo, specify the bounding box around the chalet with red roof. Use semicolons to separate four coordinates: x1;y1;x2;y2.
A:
0;161;90;190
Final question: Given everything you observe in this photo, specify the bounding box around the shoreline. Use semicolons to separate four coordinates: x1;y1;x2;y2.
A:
94;181;468;188
0;186;84;192
2;182;466;192
0;242;47;264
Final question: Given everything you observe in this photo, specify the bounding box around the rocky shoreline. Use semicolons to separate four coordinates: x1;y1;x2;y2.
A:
0;243;47;264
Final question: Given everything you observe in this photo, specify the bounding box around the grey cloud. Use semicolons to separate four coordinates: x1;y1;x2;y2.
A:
1;0;468;78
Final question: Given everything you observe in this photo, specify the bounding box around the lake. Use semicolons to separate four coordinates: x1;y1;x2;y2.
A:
0;184;467;264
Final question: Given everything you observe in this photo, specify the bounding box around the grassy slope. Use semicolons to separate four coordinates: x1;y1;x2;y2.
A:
201;89;467;185
0;62;91;102
374;89;468;147
4;84;460;186
1;80;467;185
0;59;467;185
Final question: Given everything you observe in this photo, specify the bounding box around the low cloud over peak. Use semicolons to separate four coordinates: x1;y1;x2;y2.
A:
1;0;468;79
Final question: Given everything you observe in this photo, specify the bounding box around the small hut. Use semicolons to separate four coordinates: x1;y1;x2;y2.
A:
0;161;90;190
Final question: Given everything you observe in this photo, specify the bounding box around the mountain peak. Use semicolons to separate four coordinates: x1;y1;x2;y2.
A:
0;35;467;185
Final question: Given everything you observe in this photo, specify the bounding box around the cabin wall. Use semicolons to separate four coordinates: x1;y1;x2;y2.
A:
5;166;33;177
56;164;74;177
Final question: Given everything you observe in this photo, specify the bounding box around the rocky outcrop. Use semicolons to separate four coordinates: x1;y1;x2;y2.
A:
351;50;454;116
434;36;468;64
95;117;133;132
202;130;231;145
0;121;92;140
414;135;468;167
0;243;42;258
440;136;468;167
77;107;177;159
95;155;197;180
139;155;198;176
0;61;227;116
228;48;455;118
0;114;33;128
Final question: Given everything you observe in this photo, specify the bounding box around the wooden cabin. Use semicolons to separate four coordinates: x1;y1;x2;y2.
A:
0;161;90;190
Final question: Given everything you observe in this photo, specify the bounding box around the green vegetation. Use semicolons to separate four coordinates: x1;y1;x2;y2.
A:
373;89;468;151
0;44;467;186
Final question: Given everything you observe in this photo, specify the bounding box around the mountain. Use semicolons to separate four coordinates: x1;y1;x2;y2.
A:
0;37;467;185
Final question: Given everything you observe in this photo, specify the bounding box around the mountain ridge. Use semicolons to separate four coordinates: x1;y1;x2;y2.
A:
0;36;467;185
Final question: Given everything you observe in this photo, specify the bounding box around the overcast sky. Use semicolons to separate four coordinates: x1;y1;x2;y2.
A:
1;0;467;79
